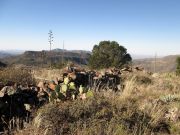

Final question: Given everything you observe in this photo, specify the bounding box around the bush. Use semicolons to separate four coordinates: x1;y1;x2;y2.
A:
134;75;152;85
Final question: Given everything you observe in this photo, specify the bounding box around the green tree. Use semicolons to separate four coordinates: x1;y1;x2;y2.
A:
89;41;132;69
176;57;180;75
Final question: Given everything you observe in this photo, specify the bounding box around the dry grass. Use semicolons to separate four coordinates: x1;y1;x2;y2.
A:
0;67;35;85
32;68;64;81
13;71;180;135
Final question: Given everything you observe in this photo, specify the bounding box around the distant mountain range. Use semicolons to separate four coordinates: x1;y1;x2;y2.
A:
0;49;179;72
0;52;11;58
0;49;92;58
131;54;158;60
0;49;157;59
52;48;91;54
1;49;91;67
0;50;25;58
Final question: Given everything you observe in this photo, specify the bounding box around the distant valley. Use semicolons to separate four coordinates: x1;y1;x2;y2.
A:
133;55;180;72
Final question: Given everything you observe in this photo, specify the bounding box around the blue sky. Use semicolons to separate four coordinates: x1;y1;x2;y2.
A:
0;0;180;56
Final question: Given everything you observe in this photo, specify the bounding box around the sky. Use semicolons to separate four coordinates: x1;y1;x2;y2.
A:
0;0;180;56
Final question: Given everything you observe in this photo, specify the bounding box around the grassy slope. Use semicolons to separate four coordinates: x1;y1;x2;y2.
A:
16;71;180;135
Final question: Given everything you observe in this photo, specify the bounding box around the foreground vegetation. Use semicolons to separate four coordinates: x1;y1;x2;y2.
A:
15;71;180;135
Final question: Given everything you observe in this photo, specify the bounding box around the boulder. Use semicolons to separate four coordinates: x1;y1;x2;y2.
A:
0;86;16;97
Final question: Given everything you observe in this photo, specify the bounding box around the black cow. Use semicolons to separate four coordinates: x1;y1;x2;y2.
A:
74;72;89;87
92;73;121;92
0;87;40;133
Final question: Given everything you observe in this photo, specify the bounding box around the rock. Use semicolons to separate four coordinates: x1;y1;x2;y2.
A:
80;93;86;100
165;107;179;122
134;66;144;71
24;104;31;111
0;92;4;97
0;86;16;97
37;81;45;88
0;82;4;90
48;82;56;91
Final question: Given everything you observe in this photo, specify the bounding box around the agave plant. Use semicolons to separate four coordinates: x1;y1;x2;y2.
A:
159;94;180;103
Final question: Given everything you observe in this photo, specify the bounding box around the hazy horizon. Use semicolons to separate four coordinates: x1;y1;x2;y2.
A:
0;48;174;60
0;0;180;56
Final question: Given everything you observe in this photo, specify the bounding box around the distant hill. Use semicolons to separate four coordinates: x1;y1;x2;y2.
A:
0;50;25;58
131;54;154;60
52;48;91;54
1;49;91;67
1;49;179;72
133;55;180;72
0;52;12;58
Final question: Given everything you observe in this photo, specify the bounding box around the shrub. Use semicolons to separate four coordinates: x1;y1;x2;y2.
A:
134;75;152;85
176;57;180;76
159;94;180;103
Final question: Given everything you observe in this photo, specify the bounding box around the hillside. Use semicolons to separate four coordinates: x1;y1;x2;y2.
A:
0;50;25;58
1;49;91;67
0;52;12;58
133;55;180;73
